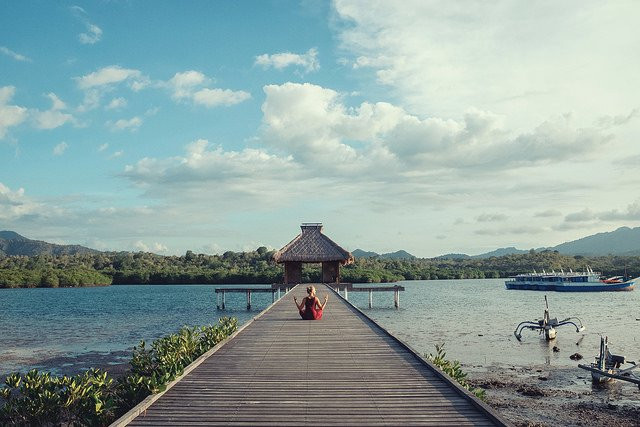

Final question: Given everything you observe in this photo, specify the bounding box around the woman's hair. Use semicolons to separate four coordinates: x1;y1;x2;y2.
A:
306;286;315;295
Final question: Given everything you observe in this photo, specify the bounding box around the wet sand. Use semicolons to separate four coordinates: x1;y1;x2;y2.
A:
467;364;640;426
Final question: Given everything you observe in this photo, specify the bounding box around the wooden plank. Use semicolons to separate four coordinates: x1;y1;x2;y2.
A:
118;284;509;426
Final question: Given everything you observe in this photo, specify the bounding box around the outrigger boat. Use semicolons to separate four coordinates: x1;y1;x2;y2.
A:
505;267;637;292
578;336;640;389
514;296;585;340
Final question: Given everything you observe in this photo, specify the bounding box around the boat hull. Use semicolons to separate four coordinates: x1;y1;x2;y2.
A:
505;281;635;292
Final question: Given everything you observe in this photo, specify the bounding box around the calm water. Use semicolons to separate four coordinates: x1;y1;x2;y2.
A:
1;280;639;377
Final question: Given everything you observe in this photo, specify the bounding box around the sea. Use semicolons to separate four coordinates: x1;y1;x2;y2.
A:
1;279;639;379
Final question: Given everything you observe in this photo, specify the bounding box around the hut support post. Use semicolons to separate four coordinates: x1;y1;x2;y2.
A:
368;289;373;308
278;287;281;299
247;290;252;310
272;290;275;303
394;287;399;309
222;290;226;310
216;292;220;309
344;286;348;301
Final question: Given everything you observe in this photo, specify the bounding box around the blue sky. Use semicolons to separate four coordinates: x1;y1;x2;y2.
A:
1;1;640;257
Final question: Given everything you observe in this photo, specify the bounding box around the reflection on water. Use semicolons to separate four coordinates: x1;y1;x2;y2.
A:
0;285;271;376
346;279;640;369
1;280;639;379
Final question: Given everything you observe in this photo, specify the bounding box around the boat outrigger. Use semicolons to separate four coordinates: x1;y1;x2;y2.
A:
578;336;640;389
505;267;637;292
514;296;585;340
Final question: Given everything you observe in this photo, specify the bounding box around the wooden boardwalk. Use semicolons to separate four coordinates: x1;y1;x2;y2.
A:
120;284;508;426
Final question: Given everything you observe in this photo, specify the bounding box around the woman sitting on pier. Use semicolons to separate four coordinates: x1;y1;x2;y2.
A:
294;285;328;320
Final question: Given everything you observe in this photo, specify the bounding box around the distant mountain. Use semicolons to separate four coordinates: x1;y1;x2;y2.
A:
0;231;98;256
441;226;640;258
352;248;416;259
380;250;416;260
473;247;529;259
550;226;640;256
352;249;380;258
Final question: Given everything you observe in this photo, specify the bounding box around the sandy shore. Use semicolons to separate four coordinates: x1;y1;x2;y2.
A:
467;364;640;426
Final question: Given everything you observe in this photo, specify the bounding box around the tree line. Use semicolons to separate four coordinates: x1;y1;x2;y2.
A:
1;248;640;288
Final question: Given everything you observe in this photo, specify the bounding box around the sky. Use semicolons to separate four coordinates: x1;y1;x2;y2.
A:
1;0;640;257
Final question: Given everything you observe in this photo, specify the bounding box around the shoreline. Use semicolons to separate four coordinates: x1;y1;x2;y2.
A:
4;351;640;426
467;364;640;426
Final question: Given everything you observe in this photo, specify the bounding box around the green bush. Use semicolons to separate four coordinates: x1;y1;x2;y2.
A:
0;317;237;426
426;343;485;400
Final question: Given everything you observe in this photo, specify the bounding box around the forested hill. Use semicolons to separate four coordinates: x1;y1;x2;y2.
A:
1;248;640;288
551;226;640;255
0;231;98;256
352;249;416;259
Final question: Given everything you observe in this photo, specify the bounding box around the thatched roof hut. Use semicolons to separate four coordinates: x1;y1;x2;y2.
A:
274;223;353;284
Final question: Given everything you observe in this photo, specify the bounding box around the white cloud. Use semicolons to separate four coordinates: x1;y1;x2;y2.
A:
0;46;31;62
260;82;614;174
261;82;392;170
134;240;148;251
153;242;168;252
0;86;28;138
106;97;127;110
98;143;109;152
108;116;142;132
75;66;148;112
79;24;103;45
53;142;69;156
33;93;75;130
563;201;640;224
71;5;103;45
34;110;71;129
192;88;251;107
168;71;208;100
334;1;640;129
0;182;40;220
167;70;250;108
600;201;640;221
76;66;145;90
46;93;66;110
134;240;167;252
77;89;102;112
565;209;597;223
255;48;319;73
122;139;298;205
109;150;123;159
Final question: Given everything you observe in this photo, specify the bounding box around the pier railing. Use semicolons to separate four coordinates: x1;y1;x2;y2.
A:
215;283;404;310
215;286;291;309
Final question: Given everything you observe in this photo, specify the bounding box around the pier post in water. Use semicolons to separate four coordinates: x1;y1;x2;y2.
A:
222;290;226;309
344;285;348;300
246;290;252;310
368;289;373;308
394;287;399;309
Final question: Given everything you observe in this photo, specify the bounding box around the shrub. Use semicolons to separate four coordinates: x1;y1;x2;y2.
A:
426;343;486;400
0;317;237;425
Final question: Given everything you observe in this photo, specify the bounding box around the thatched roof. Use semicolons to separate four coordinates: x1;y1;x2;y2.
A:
273;223;354;264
